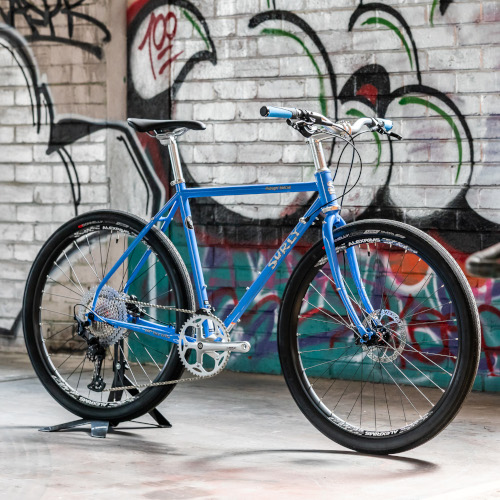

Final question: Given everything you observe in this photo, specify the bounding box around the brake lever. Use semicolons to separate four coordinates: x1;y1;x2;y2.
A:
388;131;403;140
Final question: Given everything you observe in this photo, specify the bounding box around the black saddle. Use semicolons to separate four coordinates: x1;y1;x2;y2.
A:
127;118;206;134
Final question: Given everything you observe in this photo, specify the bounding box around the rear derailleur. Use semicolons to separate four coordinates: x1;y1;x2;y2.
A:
74;313;107;392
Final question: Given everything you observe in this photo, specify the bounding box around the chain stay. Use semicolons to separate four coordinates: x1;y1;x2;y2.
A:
102;297;221;392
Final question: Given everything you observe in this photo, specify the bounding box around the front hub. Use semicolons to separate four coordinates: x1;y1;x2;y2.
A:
360;310;407;363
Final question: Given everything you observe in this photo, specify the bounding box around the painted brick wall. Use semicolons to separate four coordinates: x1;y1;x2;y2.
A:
0;0;499;389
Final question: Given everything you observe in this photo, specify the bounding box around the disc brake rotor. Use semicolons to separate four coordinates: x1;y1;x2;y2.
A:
361;309;407;363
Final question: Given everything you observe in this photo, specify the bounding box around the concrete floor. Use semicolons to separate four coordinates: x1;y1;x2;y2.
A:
0;352;499;500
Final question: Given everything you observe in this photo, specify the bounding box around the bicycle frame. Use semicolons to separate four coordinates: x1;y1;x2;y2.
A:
91;133;376;343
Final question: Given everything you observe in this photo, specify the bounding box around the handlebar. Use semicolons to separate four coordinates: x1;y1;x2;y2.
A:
260;105;402;140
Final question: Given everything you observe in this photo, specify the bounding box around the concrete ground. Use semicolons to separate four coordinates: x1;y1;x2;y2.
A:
0;352;498;500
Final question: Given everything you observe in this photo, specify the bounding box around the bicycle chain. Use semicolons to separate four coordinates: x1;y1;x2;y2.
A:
101;297;221;392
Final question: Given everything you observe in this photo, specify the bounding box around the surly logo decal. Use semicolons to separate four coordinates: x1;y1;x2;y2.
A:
269;229;300;270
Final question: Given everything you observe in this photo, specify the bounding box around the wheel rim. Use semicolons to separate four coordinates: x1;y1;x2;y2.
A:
33;222;181;408
295;237;463;436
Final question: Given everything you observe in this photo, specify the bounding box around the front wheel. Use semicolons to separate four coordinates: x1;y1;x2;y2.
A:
278;219;480;454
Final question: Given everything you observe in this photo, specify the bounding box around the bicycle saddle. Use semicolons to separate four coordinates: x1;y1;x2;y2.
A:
127;118;206;134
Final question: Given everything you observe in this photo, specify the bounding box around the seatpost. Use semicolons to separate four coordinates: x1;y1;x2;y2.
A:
156;133;185;186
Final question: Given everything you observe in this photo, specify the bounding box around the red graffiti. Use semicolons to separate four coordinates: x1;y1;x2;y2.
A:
138;11;183;80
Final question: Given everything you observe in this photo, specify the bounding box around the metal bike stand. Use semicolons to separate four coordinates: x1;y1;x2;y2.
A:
38;406;171;438
39;342;172;438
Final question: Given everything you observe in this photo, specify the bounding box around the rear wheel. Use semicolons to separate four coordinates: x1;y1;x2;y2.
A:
278;219;480;454
23;210;195;423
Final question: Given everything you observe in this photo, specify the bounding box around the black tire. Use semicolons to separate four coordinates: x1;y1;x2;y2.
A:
23;210;195;423
278;219;480;454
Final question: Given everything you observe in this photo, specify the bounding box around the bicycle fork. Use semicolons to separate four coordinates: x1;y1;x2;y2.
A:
310;137;377;340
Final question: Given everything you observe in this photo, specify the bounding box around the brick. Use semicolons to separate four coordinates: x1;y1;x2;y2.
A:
193;144;237;164
0;223;34;242
457;71;500;93
238;144;282;163
257;79;305;99
0;184;33;203
212;123;258;143
15;165;53;183
214;81;257;100
458;23;500;46
194;102;236;121
428;48;482;70
0;90;14;106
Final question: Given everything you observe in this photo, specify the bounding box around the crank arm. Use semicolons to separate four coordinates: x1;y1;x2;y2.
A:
193;340;251;353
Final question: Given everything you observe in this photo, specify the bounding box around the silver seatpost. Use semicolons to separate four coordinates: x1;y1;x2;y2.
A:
156;131;186;186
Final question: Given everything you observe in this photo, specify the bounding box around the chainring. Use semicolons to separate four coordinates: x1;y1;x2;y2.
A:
178;313;230;377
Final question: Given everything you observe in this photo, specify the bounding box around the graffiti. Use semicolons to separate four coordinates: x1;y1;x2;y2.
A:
0;0;111;59
138;10;182;80
0;0;498;388
0;23;163;336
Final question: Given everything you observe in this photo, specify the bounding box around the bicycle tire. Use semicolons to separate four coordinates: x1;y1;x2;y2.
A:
278;219;480;454
23;209;195;423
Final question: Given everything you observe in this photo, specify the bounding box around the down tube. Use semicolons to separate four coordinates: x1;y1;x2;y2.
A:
224;197;324;330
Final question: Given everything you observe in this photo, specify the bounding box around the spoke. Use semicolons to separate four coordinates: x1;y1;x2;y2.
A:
317;347;363;400
404;299;451;323
103;230;113;278
386;326;455;373
41;308;74;318
149;288;173;303
126;258;158;290
86;234;100;281
43;324;73;341
386;257;427;303
63;250;85;293
126;341;152;382
46;277;82;298
74;240;100;280
140;274;168;302
379;338;446;391
303;345;357;372
55;352;74;370
76;356;87;390
345;360;378;424
43;291;81;301
120;344;139;387
300;345;354;354
64;356;86;380
298;316;346;327
302;299;354;332
379;243;391;311
379;356;393;428
133;333;163;370
52;262;84;295
384;357;434;407
387;249;407;301
378;361;423;418
309;283;353;330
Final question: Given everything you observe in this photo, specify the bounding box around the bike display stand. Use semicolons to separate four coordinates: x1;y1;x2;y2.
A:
39;342;171;438
39;406;171;438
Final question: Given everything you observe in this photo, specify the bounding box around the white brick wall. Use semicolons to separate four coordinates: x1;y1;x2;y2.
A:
0;0;499;344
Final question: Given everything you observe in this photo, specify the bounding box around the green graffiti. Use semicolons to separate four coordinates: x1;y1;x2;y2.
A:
362;17;413;70
430;0;439;26
399;96;463;182
261;28;327;116
346;108;382;168
182;9;210;51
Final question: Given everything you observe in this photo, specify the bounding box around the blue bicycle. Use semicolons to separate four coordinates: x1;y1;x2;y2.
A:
23;106;480;454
